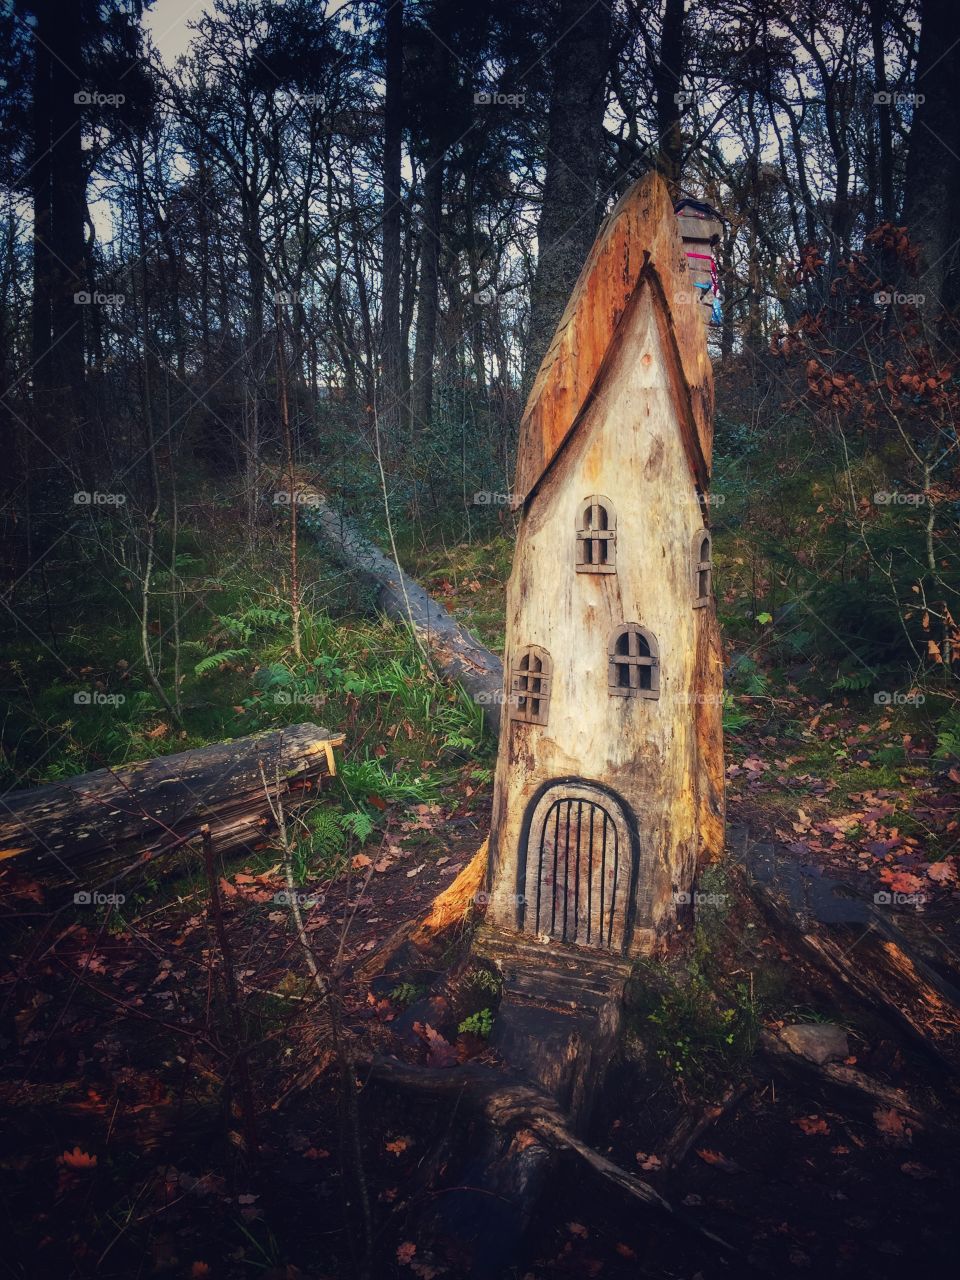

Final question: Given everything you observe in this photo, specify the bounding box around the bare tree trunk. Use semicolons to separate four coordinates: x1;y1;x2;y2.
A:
275;299;302;660
381;0;405;448
523;0;611;397
902;0;960;312
410;156;443;440
653;0;687;196
870;0;895;221
134;140;183;732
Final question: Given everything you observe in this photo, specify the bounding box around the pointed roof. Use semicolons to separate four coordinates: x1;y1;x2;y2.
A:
515;172;714;510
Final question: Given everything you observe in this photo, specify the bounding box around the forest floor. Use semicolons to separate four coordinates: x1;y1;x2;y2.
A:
2;514;960;1277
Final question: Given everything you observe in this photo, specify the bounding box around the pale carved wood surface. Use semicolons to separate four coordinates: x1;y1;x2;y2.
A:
514;172;714;511
486;172;724;957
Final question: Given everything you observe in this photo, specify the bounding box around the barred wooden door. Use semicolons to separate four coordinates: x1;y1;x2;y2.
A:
520;783;635;952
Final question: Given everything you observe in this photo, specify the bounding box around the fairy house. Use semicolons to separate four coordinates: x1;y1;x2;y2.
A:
481;173;724;979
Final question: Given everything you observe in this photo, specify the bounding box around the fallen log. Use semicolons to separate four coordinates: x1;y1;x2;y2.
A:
758;1028;958;1138
737;831;960;1073
0;723;344;893
295;492;504;734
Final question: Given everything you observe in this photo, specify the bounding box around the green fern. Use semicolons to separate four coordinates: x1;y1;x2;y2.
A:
831;669;874;692
389;982;424;1007
934;709;960;760
253;662;295;691
458;1008;494;1038
721;691;751;733
217;602;291;642
194;648;250;676
307;808;347;861
339;810;376;843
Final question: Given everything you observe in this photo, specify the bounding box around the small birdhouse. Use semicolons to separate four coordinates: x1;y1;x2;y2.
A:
481;173;725;972
674;196;725;326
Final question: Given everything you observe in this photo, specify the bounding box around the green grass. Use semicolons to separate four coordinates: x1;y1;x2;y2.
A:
0;512;493;865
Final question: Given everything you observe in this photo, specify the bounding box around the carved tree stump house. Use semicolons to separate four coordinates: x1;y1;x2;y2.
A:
476;173;725;1114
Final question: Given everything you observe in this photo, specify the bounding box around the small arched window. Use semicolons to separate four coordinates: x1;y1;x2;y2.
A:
510;645;552;725
693;530;712;608
576;495;617;574
608;625;659;699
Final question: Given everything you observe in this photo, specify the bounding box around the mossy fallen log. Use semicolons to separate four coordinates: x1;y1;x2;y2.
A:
0;723;344;892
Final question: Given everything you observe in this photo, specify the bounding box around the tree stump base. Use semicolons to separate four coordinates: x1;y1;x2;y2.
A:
475;925;630;1122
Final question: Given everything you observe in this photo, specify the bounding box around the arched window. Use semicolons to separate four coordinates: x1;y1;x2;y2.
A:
576;495;617;573
693;530;712;608
510;645;552;725
608;625;659;699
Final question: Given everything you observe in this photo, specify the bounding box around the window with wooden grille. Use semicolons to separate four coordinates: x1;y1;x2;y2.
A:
608;625;659;699
510;645;552;725
693;530;712;608
575;495;616;573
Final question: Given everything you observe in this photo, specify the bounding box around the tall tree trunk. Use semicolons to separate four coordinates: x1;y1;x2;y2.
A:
523;0;611;397
902;0;960;312
410;155;443;441
30;3;53;396
653;0;687;197
44;0;87;413
381;0;404;447
870;0;894;222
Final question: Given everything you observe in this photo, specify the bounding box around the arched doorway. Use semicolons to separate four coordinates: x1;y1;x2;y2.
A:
518;781;638;953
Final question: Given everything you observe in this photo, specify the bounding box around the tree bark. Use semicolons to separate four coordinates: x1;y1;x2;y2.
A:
1;724;344;892
381;0;405;445
902;0;960;312
870;0;895;222
653;0;687;196
410;154;443;440
523;0;611;398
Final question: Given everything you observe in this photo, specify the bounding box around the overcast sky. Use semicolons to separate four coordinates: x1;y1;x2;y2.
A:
142;0;205;66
